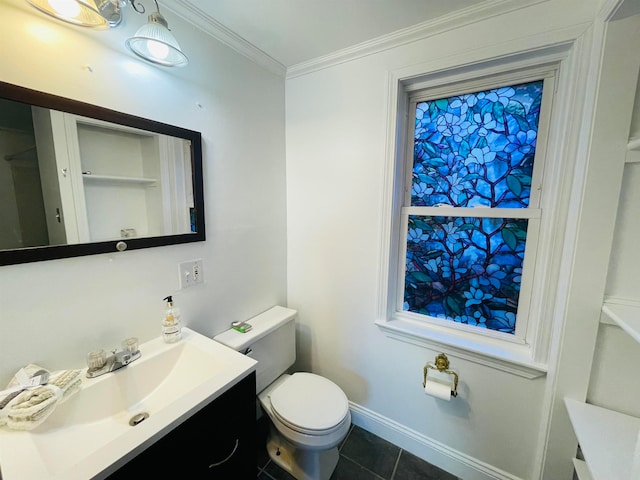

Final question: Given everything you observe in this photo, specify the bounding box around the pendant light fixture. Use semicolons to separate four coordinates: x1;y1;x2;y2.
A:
125;1;188;67
25;0;188;67
25;0;118;28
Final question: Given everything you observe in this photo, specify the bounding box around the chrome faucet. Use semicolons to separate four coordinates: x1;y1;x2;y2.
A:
86;337;141;378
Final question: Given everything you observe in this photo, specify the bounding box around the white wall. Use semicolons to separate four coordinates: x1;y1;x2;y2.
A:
0;1;287;379
2;1;635;479
285;1;602;479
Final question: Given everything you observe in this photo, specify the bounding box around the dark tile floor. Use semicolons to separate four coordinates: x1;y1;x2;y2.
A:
256;419;460;480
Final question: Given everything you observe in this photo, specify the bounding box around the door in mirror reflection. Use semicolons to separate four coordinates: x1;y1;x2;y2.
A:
1;98;195;250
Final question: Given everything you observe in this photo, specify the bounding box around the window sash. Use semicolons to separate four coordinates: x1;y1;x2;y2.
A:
396;210;541;344
404;70;556;211
395;71;554;345
402;206;541;219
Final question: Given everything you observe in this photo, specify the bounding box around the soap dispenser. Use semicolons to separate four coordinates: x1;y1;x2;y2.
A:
162;295;182;343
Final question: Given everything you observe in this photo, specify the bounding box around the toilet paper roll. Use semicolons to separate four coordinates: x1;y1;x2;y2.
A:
423;379;452;401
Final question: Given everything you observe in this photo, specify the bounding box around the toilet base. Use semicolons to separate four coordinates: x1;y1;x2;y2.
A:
266;427;339;480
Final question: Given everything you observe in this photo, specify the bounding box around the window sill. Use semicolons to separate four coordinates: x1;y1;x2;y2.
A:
375;316;547;379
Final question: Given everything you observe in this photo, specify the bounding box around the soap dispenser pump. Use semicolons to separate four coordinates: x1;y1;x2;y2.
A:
162;295;182;343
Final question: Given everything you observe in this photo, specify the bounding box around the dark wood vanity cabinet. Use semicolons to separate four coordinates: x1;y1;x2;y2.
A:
106;371;256;479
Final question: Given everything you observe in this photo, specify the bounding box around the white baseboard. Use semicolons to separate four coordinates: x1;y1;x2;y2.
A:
348;402;525;480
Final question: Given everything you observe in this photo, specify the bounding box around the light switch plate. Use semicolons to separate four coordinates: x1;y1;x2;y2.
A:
178;259;204;289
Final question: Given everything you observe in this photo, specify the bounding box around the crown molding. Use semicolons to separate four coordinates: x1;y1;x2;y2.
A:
287;0;551;79
161;0;287;77
161;0;549;80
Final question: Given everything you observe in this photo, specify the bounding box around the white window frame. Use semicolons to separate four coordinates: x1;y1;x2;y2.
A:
376;51;574;378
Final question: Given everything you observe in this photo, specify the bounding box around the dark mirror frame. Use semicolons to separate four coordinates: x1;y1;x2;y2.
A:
0;81;205;266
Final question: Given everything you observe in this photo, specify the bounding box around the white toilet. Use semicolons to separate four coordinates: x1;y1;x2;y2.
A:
213;306;351;480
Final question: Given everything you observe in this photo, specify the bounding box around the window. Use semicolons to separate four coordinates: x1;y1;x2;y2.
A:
402;79;545;341
379;66;557;374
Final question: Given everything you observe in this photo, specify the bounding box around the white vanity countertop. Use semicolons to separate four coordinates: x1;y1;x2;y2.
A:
0;328;257;480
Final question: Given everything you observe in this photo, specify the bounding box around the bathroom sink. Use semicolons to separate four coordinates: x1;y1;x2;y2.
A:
0;328;257;480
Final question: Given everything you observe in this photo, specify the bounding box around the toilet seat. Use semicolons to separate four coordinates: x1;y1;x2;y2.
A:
269;372;349;436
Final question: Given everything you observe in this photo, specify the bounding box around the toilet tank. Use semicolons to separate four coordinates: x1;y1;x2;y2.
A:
213;306;297;393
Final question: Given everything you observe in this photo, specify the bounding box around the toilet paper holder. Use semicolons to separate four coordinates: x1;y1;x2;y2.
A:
423;353;459;397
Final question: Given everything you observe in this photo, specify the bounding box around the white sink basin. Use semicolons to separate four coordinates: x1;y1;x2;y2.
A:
0;328;257;480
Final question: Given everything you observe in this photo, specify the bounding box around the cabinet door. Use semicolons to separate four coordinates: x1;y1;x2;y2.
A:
31;107;82;245
105;372;256;479
189;372;257;478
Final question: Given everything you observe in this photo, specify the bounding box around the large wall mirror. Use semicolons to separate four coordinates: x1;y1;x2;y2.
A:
0;81;205;266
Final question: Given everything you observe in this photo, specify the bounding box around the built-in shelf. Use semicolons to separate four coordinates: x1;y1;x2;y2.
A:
627;137;640;151
82;173;157;186
565;398;640;480
572;458;593;480
626;139;640;162
601;301;640;344
569;300;640;480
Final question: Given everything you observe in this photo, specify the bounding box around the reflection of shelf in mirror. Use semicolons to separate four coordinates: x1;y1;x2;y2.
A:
82;173;157;186
601;301;640;344
565;398;640;480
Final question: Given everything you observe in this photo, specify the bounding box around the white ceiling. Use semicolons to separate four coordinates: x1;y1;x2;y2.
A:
170;0;489;67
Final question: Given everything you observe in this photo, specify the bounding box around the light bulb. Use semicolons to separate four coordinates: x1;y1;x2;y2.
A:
48;0;81;18
146;39;169;60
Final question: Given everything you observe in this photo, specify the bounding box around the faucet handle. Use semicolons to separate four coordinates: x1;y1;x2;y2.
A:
121;337;139;354
87;350;106;370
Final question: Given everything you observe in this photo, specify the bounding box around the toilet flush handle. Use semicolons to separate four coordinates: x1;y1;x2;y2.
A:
243;347;253;356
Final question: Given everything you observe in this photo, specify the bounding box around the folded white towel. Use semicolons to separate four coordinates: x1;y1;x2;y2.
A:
0;364;47;410
2;386;62;430
0;365;82;431
49;369;82;402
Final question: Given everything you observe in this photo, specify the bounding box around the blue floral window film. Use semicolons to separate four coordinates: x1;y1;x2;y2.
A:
412;80;543;208
404;215;528;334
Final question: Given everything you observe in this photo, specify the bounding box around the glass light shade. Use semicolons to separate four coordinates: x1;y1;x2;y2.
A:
125;11;188;67
26;0;111;28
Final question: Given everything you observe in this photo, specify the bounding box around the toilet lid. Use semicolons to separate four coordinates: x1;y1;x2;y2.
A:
269;372;349;432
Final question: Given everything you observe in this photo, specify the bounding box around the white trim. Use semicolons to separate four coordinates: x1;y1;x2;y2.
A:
349;402;526;480
535;9;619;478
376;26;589;335
381;52;567;373
378;71;409;323
374;318;546;379
163;0;551;79
376;30;591;378
287;0;551;79
513;216;541;341
398;310;529;346
161;0;286;77
402;206;542;219
389;24;590;86
406;64;558;98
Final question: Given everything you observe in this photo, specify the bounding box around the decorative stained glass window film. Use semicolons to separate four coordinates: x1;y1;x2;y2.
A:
404;216;528;334
404;80;544;335
411;81;543;208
